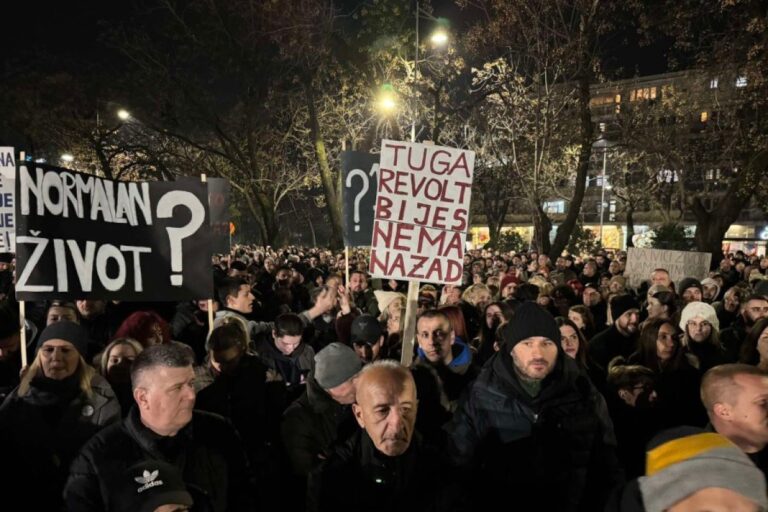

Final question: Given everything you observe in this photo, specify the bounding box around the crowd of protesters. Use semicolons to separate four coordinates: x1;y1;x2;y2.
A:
0;245;767;510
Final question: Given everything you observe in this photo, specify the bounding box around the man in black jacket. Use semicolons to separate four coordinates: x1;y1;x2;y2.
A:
588;294;641;383
307;360;464;512
281;342;362;511
446;302;622;511
64;343;256;512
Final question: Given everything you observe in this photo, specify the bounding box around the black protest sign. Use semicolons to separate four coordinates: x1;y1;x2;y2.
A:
341;151;379;247
178;175;230;253
15;164;213;301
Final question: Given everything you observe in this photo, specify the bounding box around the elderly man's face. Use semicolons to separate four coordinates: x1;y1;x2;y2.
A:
134;365;196;436
353;368;418;457
650;271;671;288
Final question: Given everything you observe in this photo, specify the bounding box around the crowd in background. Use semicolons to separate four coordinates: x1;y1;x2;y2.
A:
0;244;767;511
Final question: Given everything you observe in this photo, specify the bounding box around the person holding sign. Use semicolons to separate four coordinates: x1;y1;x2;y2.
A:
0;321;120;510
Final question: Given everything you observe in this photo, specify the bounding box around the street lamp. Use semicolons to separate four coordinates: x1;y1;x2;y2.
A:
117;109;131;121
592;133;616;246
376;84;397;116
411;2;450;143
60;153;74;163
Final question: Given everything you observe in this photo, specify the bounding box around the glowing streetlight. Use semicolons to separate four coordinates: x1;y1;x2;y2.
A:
60;153;74;163
430;28;449;47
117;109;131;121
376;84;397;116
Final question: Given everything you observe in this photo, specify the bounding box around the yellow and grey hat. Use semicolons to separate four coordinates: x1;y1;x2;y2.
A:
639;426;767;512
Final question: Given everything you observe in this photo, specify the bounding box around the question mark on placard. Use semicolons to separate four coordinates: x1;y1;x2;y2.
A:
156;191;206;286
346;169;369;232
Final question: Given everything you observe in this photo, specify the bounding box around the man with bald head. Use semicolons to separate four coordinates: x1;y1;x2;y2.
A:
307;361;462;511
701;364;768;480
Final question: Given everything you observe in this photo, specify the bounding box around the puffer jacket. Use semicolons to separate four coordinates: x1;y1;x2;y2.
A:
445;352;622;511
64;408;256;512
0;373;120;510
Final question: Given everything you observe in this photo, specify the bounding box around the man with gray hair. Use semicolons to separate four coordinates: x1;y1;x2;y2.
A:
65;343;256;511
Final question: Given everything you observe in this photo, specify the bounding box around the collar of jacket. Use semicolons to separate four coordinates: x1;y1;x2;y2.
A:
416;337;473;374
124;405;193;460
306;374;346;413
490;350;585;408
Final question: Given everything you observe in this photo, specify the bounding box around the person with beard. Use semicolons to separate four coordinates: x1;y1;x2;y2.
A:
446;302;621;511
588;294;641;385
605;359;663;479
347;270;380;317
65;343;255;512
98;338;144;416
721;295;768;362
714;284;749;330
0;321;120;509
281;343;361;511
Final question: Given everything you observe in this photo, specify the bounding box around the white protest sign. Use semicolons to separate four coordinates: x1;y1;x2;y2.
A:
369;140;474;284
0;147;15;252
624;247;712;288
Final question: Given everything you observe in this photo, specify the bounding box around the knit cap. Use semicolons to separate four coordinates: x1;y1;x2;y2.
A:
679;301;719;331
36;321;89;358
638;426;767;512
314;342;362;389
500;302;560;350
677;277;702;295
610;294;640;322
700;277;720;299
500;274;521;292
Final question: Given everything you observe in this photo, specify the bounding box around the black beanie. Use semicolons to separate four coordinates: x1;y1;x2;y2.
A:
678;277;702;294
500;302;561;350
36;321;89;358
610;294;640;322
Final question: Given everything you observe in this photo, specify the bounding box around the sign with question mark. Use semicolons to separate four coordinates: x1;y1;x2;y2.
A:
341;151;379;247
14;164;213;300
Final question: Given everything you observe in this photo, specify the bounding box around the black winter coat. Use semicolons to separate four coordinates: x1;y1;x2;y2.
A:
307;429;466;512
445;353;623;511
0;373;121;510
64;408;256;512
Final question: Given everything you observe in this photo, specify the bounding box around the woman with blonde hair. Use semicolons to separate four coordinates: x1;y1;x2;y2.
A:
0;321;120;509
98;337;144;416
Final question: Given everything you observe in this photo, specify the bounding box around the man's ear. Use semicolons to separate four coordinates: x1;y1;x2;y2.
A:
133;387;149;411
352;403;365;429
713;402;731;421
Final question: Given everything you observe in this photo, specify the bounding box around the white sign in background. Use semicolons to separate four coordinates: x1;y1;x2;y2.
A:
624;247;712;288
0;147;15;252
369;140;475;285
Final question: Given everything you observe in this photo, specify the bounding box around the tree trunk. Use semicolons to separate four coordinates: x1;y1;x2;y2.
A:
626;205;635;248
532;204;552;255
304;80;344;249
690;149;768;269
548;58;593;259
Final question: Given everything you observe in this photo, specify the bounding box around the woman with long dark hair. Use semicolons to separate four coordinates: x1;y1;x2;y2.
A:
739;316;768;371
628;317;705;427
474;302;514;366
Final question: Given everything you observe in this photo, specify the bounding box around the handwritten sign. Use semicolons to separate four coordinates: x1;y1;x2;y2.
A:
369;140;474;284
0;147;15;252
15;164;213;300
624;247;712;287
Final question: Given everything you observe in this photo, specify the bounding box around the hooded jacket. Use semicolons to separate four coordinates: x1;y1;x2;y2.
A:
445;351;622;511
